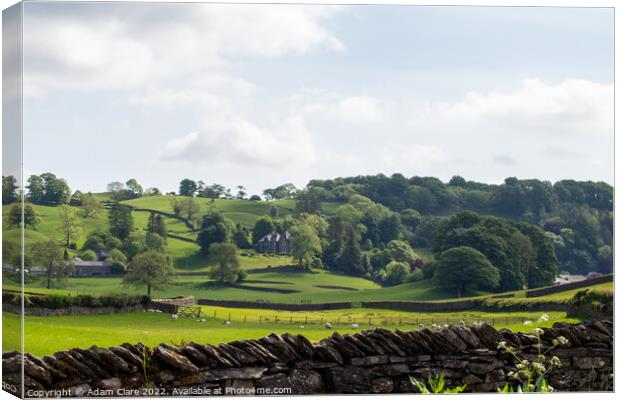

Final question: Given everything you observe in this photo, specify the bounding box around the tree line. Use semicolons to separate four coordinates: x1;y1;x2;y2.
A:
299;174;612;276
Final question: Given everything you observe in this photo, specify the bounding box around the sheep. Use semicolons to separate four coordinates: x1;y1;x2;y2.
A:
223;320;231;325
171;314;179;320
324;322;332;329
298;325;305;329
351;323;359;329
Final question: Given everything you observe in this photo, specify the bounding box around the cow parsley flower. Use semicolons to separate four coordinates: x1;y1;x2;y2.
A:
532;362;545;374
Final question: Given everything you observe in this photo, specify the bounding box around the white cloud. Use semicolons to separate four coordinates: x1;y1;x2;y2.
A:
295;91;387;124
128;76;255;112
161;114;316;170
23;4;345;96
336;96;387;124
382;143;446;170
421;79;612;135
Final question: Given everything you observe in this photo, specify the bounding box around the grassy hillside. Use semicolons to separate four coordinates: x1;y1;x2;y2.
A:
2;203;108;249
122;195;342;228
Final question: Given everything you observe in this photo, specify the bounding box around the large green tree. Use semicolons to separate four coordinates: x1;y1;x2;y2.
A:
179;179;198;197
208;242;242;283
123;250;174;298
5;203;40;230
290;221;322;269
252;216;275;244
80;193;103;218
295;188;322;214
433;211;555;291
40;173;71;204
147;213;167;240
26;175;45;204
434;246;500;297
2;175;18;204
180;198;200;223
32;240;74;289
197;212;235;254
57;205;83;247
26;173;71;205
108;203;134;240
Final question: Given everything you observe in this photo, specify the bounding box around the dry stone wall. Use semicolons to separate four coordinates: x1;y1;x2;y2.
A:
2;320;613;397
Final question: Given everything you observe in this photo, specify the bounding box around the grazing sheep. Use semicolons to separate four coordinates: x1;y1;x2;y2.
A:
171;314;179;319
298;325;305;329
324;322;332;329
224;320;231;325
351;323;359;329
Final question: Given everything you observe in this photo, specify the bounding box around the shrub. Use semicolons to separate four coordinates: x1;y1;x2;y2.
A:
422;260;437;279
409;268;424;282
24;293;148;309
570;288;613;316
79;249;98;261
383;261;410;286
311;257;324;270
237;270;248;282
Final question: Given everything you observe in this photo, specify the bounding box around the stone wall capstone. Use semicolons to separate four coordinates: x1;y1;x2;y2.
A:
2;320;613;397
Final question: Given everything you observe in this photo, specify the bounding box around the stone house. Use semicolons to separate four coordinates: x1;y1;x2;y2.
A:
254;231;292;254
71;257;115;277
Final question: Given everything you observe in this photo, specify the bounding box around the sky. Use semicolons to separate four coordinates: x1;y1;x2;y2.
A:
17;2;614;196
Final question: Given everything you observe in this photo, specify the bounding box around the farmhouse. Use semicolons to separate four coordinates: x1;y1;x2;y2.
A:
254;230;292;254
71;257;115;277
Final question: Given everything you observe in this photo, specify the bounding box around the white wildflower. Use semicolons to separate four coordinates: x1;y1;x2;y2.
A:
532;362;545;374
532;327;544;336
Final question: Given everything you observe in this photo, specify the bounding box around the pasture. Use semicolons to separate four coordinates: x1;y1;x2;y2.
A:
2;308;578;356
122;195;342;228
10;273;486;303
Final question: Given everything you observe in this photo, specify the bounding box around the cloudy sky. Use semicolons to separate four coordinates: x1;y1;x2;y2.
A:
20;2;613;195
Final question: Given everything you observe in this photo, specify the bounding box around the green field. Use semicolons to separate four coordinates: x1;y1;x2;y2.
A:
2;309;578;356
3;203;109;249
10;272;494;303
122;195;342;228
